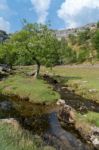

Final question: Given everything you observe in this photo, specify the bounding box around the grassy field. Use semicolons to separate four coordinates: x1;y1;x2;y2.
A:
0;65;99;104
43;65;99;127
77;111;99;127
45;65;99;103
53;65;99;127
0;65;99;128
0;119;55;150
0;65;99;150
0;67;60;104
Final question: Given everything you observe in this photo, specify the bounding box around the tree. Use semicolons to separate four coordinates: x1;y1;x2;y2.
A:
0;30;8;44
92;30;99;58
0;38;18;68
8;23;61;77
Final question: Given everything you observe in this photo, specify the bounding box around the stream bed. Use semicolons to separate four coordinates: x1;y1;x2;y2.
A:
0;95;95;150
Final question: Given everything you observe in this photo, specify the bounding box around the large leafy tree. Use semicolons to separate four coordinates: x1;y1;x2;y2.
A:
8;23;61;77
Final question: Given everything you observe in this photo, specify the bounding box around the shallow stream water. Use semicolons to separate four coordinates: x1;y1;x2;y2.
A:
0;95;95;150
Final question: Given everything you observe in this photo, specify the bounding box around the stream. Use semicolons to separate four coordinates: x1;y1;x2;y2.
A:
0;94;95;150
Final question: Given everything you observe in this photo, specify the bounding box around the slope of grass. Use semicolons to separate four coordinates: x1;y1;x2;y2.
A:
0;119;55;150
77;111;99;127
47;65;99;103
0;73;60;104
42;65;99;127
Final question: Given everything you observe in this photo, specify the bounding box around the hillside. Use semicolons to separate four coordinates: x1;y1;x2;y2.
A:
55;23;97;40
0;22;99;65
55;22;99;64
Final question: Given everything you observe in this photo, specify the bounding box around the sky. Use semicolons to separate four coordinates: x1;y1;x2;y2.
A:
0;0;99;33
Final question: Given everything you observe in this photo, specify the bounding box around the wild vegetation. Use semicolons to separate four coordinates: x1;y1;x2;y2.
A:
0;119;55;150
0;22;99;73
67;22;99;64
0;21;99;150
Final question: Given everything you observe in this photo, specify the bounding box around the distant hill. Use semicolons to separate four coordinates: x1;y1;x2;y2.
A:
0;30;8;43
55;23;97;40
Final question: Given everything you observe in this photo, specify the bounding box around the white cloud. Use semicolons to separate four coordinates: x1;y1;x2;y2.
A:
0;0;11;32
0;0;8;10
0;17;10;32
57;0;99;28
31;0;52;23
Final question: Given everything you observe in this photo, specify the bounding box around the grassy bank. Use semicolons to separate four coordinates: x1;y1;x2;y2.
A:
0;65;99;128
47;65;99;103
0;119;55;150
0;67;60;104
42;65;99;127
77;111;99;127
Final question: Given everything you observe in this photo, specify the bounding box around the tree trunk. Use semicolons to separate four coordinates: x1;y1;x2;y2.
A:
34;62;40;78
37;63;40;78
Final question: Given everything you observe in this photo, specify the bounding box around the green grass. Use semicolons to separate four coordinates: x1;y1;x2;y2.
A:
0;65;99;128
0;119;55;150
77;111;99;127
42;65;99;127
45;65;99;103
0;73;60;104
52;66;99;88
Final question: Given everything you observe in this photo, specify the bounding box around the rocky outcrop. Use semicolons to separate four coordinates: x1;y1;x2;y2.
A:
55;23;97;39
0;30;8;43
0;64;11;76
57;100;99;149
0;101;13;111
56;99;66;106
58;104;76;124
90;127;99;149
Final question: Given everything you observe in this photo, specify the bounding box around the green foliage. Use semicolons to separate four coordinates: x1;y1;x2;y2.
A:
0;71;60;104
97;22;99;28
77;112;99;127
4;23;64;76
77;48;89;63
0;121;55;150
92;30;99;58
1;21;99;68
77;28;90;45
68;34;77;45
57;37;77;64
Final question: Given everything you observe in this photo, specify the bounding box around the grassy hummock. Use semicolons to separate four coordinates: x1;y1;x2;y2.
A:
43;65;99;127
0;119;55;150
48;65;99;103
77;111;99;127
0;69;60;104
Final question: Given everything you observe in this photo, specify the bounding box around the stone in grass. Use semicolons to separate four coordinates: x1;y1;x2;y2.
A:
82;81;88;83
90;136;99;149
58;104;75;124
88;89;97;93
56;99;66;106
0;101;13;111
26;71;36;77
90;126;99;149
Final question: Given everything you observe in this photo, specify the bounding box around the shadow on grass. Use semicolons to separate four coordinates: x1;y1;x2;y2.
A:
42;74;99;113
0;74;9;81
0;94;50;134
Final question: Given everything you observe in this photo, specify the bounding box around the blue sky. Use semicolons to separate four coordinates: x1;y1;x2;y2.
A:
0;0;99;33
